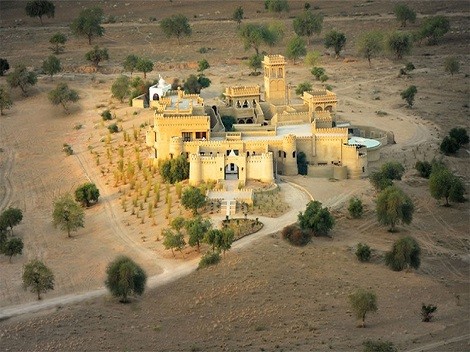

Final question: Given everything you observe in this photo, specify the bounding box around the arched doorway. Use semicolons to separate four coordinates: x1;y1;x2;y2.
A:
224;163;239;180
153;93;160;101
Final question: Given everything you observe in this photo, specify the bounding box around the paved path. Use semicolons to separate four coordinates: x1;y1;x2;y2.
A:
0;181;310;321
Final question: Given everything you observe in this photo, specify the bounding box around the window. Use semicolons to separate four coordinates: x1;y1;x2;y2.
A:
284;152;286;158
247;152;250;157
195;131;207;140
182;132;191;142
293;151;296;158
278;150;282;157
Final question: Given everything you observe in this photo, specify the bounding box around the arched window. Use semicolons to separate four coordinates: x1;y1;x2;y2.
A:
247;151;250;157
283;152;286;158
293;151;296;158
278;150;282;157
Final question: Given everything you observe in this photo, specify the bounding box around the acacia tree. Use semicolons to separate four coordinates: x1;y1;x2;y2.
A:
349;288;377;328
48;83;79;113
85;46;109;68
185;216;212;252
0;85;13;115
348;197;364;219
70;7;105;45
295;82;312;96
324;30;346;58
2;237;23;263
393;4;416;27
286;36;306;64
265;0;289;16
52;193;84;237
298;200;335;236
248;54;263;74
293;11;323;45
401;85;417;108
376;186;414;232
42;55;61;79
123;54;139;75
197;59;210;74
0;207;23;235
75;182;100;207
385;236;421;271
7;65;38;96
105;256;147;303
162;228;186;257
22;259;54;300
419;16;450;45
111;75;130;102
232;6;244;27
429;167;464;206
160;14;192;44
356;30;384;67
380;161;405;180
49;32;67;54
239;23;283;56
136;58;153;79
181;186;206;216
25;0;55;25
387;31;412;59
0;58;10;76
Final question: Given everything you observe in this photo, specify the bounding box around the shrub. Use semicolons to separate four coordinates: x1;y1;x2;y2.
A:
101;109;112;120
439;136;459;155
405;62;415;71
282;224;310;246
362;340;397;352
415;160;432;178
355;243;371;262
380;162;404;180
348;197;364;218
311;66;325;80
449;127;469;146
198;251;220;269
105;255;147;303
421;304;437;322
385;236;420;271
108;123;119;133
369;171;393;191
63;143;73;156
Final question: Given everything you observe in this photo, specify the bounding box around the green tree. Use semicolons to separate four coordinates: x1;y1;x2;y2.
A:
204;228;222;251
222;115;236;132
295;82;312;96
324;30;346;58
162;228;186;257
0;85;13;115
170;216;186;232
42;55;61;79
400;85;417;108
248;54;263;74
2;237;23;263
48;83;79;113
70;6;105;45
219;228;235;255
0;207;23;235
387;31;412;60
111;75;130;102
181;186;206;216
75;182;100;207
355;243;371;262
349;288;378;328
348;197;364;218
304;50;321;67
105;255;147;303
363;340;397;352
439;136;460;155
160;14;192;44
136;58;153;79
159;155;190;184
298;200;335;236
52;193;84;237
385;236;421;271
369;171;393;191
419;16;450;45
376;186;414;232
286;36;306;64
85;46;109;68
444;57;460;76
449;127;469;146
357;30;384;67
197;59;210;73
293;11;323;45
185;216;212;252
393;4;416;27
49;33;67;54
0;58;10;76
311;66;325;80
380;161;405;180
239;23;283;56
7;65;38;96
183;74;211;94
415;160;432;178
123;54;139;75
22;259;54;300
25;0;55;25
429;167;464;206
232;6;244;27
265;0;289;16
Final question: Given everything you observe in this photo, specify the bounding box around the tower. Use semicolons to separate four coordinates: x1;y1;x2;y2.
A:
263;55;287;104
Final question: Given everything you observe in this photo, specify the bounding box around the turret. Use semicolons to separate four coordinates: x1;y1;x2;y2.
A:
282;134;298;176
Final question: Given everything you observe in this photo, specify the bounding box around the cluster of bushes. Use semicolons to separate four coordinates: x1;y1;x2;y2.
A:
159;155;190;184
440;127;469;155
281;224;311;246
0;207;24;263
370;161;405;191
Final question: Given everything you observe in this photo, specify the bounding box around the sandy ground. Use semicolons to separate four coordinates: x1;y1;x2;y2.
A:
0;0;469;351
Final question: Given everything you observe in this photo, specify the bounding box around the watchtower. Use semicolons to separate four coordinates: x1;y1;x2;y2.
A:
263;55;287;104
